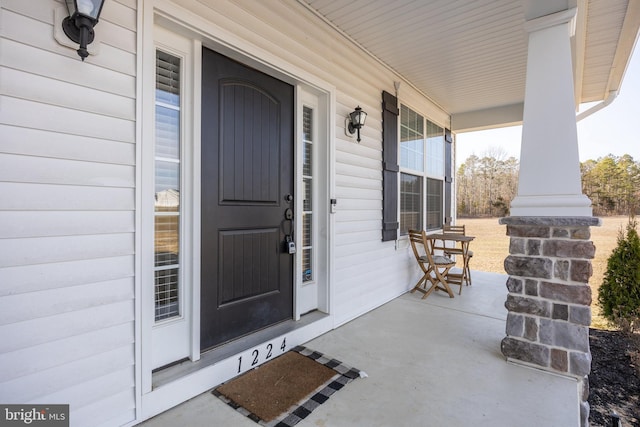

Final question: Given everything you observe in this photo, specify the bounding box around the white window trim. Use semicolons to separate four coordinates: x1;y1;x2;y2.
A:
398;103;448;234
141;26;200;391
296;87;332;318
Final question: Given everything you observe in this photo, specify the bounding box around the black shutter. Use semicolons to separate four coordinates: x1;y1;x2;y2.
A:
444;128;453;225
382;91;399;241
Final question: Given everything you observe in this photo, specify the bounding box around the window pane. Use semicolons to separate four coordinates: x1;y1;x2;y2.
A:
427;120;444;177
155;268;179;321
155;215;179;267
303;106;313;143
303;141;312;177
400;105;424;172
302;213;312;247
303;178;312;211
155;105;180;159
426;178;443;231
156;50;180;100
155;160;180;197
302;248;312;282
400;173;423;235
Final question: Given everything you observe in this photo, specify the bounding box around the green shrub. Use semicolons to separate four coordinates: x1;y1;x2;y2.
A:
598;218;640;332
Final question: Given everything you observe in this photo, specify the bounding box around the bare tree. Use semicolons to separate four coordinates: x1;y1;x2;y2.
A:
456;147;519;217
458;152;639;217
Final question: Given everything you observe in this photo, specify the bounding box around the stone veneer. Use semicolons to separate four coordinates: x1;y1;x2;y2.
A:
499;216;601;427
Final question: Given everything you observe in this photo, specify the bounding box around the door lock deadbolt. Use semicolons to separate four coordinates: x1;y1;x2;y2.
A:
284;208;293;220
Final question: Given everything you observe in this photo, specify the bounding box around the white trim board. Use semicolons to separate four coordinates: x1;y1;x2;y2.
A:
138;315;334;422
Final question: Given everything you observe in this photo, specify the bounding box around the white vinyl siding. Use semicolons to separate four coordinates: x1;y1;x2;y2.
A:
333;99;398;324
0;1;137;426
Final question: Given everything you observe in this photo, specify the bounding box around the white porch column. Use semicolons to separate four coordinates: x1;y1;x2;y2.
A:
510;8;592;217
502;9;598;427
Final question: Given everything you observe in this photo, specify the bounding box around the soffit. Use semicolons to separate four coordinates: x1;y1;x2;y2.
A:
581;0;639;102
299;0;639;125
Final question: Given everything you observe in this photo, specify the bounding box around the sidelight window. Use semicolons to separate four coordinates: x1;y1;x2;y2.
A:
154;50;182;322
302;106;313;283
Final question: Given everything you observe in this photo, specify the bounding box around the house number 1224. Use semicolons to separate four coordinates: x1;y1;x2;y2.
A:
237;337;287;373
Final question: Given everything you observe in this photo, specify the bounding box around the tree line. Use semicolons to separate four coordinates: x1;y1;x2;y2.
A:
581;154;640;216
456;151;639;217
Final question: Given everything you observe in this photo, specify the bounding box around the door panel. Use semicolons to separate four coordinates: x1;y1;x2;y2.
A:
219;82;281;204
201;48;294;351
218;228;280;305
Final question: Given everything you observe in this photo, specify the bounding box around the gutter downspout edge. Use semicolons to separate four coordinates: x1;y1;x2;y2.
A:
576;90;618;122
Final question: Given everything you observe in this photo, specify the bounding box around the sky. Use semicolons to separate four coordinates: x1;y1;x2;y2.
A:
456;43;640;163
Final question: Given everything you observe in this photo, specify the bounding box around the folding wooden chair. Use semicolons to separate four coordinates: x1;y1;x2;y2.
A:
443;224;466;235
408;229;459;298
442;224;474;286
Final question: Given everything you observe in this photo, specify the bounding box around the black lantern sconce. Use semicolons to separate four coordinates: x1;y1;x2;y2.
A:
62;0;106;61
346;106;367;142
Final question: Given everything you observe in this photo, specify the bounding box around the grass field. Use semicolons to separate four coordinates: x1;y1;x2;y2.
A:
458;216;629;330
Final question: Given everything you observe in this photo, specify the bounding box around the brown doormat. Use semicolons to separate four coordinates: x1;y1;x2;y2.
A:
213;346;363;427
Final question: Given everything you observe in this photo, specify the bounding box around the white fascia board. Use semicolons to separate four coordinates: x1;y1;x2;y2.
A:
605;0;640;96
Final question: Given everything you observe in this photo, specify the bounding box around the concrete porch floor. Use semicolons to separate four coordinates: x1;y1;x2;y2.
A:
140;271;579;427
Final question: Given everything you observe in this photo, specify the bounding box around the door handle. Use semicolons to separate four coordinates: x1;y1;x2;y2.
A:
283;208;295;254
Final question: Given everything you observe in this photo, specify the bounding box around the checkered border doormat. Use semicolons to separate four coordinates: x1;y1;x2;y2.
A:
212;345;363;427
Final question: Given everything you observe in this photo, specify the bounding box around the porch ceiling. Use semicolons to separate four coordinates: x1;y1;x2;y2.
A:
298;0;640;132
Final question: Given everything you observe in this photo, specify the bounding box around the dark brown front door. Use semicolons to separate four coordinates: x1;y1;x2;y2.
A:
200;48;294;351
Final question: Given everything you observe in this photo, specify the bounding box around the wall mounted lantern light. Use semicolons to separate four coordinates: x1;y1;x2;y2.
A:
346;106;367;142
62;0;106;61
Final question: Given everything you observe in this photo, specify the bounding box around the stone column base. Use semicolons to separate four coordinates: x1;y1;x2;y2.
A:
499;216;600;427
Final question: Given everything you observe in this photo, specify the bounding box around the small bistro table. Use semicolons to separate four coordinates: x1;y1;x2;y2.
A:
429;233;475;287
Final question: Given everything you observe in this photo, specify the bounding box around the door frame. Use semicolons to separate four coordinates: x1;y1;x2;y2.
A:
137;1;337;405
199;46;296;350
